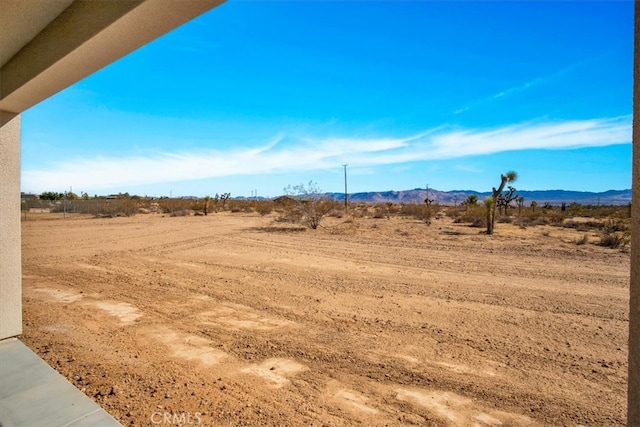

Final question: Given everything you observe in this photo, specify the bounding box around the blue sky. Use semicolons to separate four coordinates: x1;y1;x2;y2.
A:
21;1;633;198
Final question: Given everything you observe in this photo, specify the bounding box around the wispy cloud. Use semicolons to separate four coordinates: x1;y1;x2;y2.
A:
454;63;578;115
22;116;631;192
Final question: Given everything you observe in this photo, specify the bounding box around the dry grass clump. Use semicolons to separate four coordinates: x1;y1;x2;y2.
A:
599;219;631;249
254;201;274;216
574;234;589;245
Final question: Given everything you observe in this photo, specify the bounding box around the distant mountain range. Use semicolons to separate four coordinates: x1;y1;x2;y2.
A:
323;188;632;206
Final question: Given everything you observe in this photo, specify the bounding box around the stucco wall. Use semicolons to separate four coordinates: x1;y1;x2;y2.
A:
0;112;22;340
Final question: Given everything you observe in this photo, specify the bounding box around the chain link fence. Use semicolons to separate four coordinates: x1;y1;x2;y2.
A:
21;198;141;218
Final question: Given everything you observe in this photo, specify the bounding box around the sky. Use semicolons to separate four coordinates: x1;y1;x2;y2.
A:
21;0;634;198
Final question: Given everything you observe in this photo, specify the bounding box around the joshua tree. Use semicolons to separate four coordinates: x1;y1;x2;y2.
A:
486;171;517;235
516;196;525;215
203;196;210;216
464;194;478;214
220;193;231;210
496;185;518;215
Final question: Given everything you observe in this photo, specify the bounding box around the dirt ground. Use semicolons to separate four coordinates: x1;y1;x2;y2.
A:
20;212;629;426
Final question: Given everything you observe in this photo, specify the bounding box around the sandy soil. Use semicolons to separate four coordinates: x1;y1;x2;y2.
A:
20;212;629;426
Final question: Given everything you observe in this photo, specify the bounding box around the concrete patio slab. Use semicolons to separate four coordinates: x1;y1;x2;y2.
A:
0;338;120;427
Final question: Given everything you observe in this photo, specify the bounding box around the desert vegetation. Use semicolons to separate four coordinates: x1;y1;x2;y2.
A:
23;188;631;249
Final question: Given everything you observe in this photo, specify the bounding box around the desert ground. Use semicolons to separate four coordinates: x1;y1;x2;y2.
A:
20;211;629;426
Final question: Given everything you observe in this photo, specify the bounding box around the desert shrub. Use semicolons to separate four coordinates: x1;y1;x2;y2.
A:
599;232;630;249
513;217;532;227
545;210;567;226
398;203;432;224
563;219;604;232
385;202;399;215
532;216;550;226
562;219;581;229
563;220;590;232
578;204;630;219
453;204;485;228
254;201;274;216
416;205;433;224
602;218;629;233
599;219;630;248
372;208;386;219
158;198;192;214
281;181;336;229
470;217;485;228
350;209;364;218
585;220;605;229
497;215;513;224
397;203;415;216
575;234;589;245
169;209;190;217
568;202;583;214
275;210;303;224
445;206;463;220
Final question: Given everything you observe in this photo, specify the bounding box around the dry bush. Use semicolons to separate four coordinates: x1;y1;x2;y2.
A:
385;202;400;215
599;219;631;249
275;209;303;224
372;207;386;219
254;201;274;216
602;218;629;233
227;200;254;213
532;216;550;226
513;217;532;227
545;210;567;226
350;209;364;218
600;232;630;249
497;215;513;224
445;206;464;220
280;182;338;229
580;204;631;219
169;209;191;217
575;234;589;245
159;198;192;214
398;203;432;224
453;205;485;228
563;219;603;232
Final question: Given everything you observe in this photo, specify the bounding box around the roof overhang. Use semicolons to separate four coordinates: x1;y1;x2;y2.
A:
0;0;224;122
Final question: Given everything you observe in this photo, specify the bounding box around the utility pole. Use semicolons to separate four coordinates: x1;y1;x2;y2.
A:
343;164;348;212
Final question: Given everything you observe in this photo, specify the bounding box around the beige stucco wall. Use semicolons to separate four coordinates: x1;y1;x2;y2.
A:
0;112;22;339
